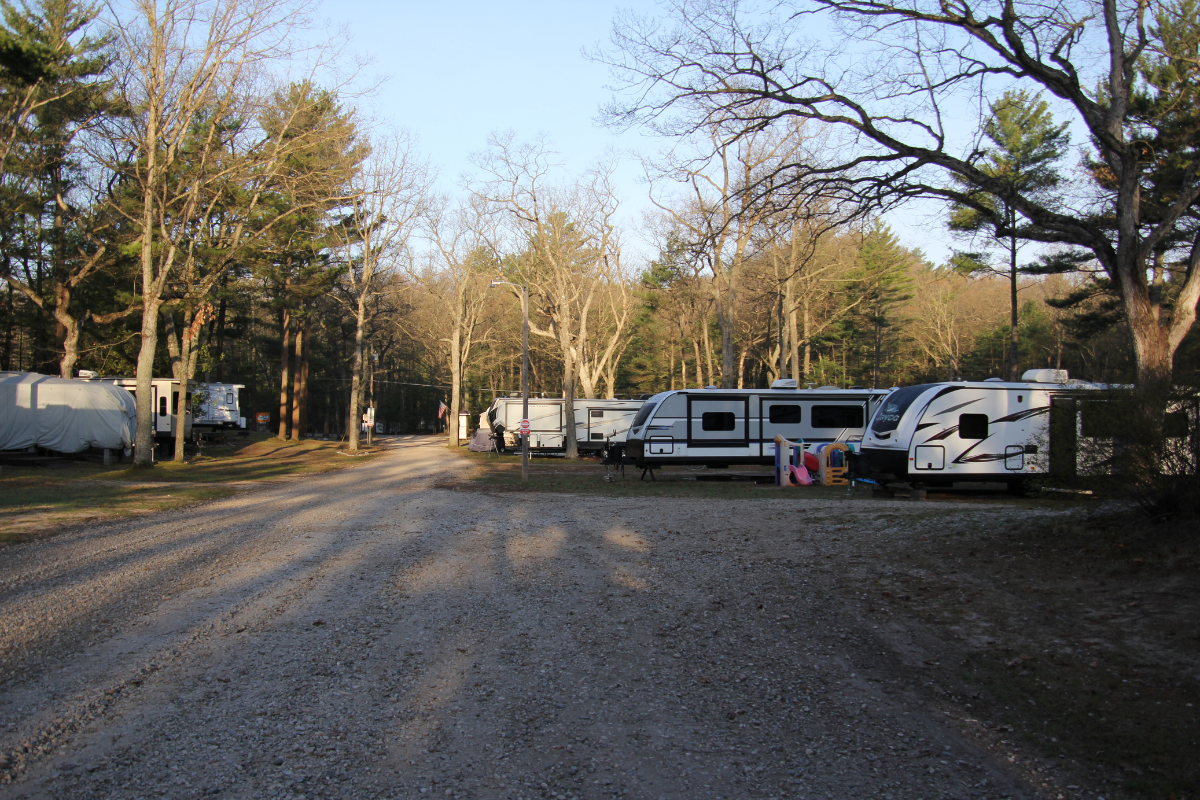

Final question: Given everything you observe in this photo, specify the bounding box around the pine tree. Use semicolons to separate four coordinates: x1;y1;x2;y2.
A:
948;89;1069;381
852;221;915;388
0;0;116;377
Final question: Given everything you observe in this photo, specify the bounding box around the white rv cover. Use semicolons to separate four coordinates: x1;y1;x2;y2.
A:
0;372;136;453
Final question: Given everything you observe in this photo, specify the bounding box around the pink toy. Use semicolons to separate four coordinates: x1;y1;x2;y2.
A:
787;464;813;486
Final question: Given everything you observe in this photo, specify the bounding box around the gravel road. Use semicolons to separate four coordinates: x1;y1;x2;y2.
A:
0;437;1059;800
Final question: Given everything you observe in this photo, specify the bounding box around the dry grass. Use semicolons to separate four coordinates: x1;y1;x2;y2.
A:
0;433;382;541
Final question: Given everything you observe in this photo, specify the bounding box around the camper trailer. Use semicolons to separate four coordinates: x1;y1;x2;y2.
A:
78;374;194;442
0;372;136;454
193;383;246;433
624;381;891;468
857;369;1118;489
486;396;645;455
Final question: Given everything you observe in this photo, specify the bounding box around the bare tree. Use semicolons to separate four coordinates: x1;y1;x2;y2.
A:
475;135;626;458
413;196;495;447
907;268;1004;380
645;117;810;386
329;132;428;453
602;0;1200;389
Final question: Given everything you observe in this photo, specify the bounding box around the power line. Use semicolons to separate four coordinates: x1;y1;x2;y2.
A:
309;377;517;393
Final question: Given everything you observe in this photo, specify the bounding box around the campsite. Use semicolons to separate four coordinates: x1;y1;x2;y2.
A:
2;0;1199;797
1;437;1197;800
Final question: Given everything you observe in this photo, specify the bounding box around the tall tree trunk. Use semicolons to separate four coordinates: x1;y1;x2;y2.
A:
703;318;718;387
2;282;13;371
133;170;161;465
322;377;331;437
290;313;305;439
297;319;309;438
788;280;800;380
347;297;367;452
213;292;227;382
692;339;704;386
720;283;736;387
561;327;578;459
54;281;80;379
802;298;812;379
278;307;291;440
777;292;786;380
448;325;462;447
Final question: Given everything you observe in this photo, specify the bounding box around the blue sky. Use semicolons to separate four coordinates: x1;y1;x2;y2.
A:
317;0;956;266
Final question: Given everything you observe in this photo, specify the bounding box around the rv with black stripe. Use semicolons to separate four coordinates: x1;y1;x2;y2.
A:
624;381;890;468
858;369;1117;489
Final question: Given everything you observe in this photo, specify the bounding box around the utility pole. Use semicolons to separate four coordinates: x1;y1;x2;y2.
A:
521;284;529;482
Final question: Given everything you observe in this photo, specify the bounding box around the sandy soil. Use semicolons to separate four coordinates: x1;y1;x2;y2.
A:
0;436;1095;800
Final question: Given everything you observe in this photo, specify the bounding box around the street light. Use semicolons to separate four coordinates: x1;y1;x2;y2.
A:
489;278;529;482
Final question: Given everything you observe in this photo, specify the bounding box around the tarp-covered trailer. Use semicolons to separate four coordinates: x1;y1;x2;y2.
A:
0;371;136;454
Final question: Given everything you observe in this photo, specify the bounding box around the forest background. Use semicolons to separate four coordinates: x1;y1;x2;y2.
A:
2;0;1197;460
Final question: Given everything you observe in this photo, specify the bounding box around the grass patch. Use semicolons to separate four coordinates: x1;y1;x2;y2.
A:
0;480;232;542
451;448;867;499
0;433;380;540
103;433;379;483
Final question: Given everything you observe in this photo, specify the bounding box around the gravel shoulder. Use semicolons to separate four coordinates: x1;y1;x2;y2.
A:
0;437;1130;800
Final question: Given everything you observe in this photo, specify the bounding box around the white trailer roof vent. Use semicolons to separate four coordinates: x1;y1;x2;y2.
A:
770;379;798;389
77;369;97;379
1021;368;1068;383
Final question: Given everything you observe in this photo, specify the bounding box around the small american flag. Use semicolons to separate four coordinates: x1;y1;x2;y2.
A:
437;400;448;419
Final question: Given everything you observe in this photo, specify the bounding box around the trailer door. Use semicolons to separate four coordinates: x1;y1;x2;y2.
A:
687;396;748;450
1049;398;1077;477
587;407;638;444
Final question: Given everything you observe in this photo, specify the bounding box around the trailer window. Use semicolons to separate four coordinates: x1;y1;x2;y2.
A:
959;413;988;439
631;402;657;428
701;411;736;431
812;405;863;428
590;409;604;418
870;384;932;434
226;392;235;405
768;405;802;424
158;396;167;417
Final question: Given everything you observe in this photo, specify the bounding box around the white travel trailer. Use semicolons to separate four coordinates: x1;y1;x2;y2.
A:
624;381;891;468
77;373;194;441
858;369;1115;488
486;396;645;455
193;383;246;433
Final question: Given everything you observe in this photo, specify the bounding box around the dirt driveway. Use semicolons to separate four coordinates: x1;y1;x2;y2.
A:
0;437;1090;800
